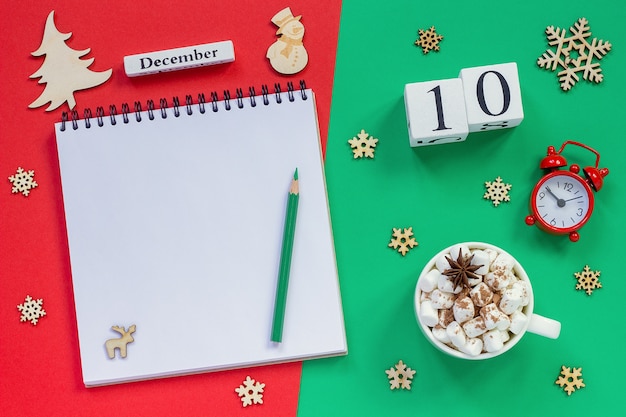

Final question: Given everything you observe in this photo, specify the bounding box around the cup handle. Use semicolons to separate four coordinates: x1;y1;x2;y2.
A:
527;314;561;339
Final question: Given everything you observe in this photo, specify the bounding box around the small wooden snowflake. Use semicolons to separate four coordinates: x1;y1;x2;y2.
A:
235;376;265;407
555;365;585;395
484;176;511;207
8;167;38;196
388;227;418;256
415;26;443;54
17;295;46;325
348;129;378;158
385;360;416;390
574;265;602;295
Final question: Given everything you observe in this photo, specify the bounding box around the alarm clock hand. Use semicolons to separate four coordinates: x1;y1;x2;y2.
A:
545;186;566;208
564;195;583;202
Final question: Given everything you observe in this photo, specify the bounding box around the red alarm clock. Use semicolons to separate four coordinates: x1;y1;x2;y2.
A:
525;140;609;242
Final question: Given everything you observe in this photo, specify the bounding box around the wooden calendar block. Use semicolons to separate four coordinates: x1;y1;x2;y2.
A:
458;62;524;132
404;78;469;147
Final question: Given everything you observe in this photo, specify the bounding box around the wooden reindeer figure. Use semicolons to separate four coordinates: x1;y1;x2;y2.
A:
105;325;136;359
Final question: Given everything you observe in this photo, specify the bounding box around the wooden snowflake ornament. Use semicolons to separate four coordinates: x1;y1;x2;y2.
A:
484;176;511;207
388;227;418;256
537;18;611;91
556;365;585;395
235;376;265;407
17;295;46;325
348;129;378;158
415;26;443;54
29;11;112;111
385;360;416;390
8;167;38;196
574;265;602;295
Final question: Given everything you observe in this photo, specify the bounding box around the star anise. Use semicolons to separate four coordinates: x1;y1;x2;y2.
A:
442;249;483;290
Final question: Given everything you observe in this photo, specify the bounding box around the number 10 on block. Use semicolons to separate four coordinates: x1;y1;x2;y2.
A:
404;62;524;147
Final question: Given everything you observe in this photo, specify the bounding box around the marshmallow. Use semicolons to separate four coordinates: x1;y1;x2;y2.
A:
491;291;502;306
419;300;439;327
467;275;482;287
461;337;483;356
462;316;487;338
509;310;528;334
437;274;462;294
419;268;441;292
495;314;511;331
480;303;509;330
435;255;451;273
453;296;475;324
484;249;499;267
432;325;451;343
431;289;455;309
438;308;455;328
484;269;512;291
482;329;504;352
499;329;511;343
446;321;468;350
471;250;490;275
491;252;515;272
512;281;530;306
499;286;523;315
507;272;521;285
449;244;471;261
470;282;493;307
420;291;431;302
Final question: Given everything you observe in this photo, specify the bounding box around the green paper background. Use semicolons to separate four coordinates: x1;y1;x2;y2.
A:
299;0;625;415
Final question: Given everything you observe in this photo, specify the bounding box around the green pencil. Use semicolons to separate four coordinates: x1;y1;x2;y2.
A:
271;168;300;343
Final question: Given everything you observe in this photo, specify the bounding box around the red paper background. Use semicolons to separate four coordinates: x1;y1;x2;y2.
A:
0;1;341;416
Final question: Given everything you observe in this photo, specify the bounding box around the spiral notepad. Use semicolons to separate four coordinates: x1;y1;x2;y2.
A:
55;82;346;387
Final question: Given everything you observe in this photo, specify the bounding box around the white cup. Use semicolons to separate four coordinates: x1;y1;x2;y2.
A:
414;242;561;360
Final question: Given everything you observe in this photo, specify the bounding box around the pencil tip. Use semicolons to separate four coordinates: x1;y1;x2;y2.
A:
294;168;298;180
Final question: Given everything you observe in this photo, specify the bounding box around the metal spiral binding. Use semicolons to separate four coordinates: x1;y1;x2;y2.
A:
172;97;181;117
121;103;130;123
185;95;193;116
223;90;232;111
59;80;307;131
96;106;105;127
198;93;206;114
261;85;270;105
109;105;117;126
147;100;155;120
159;98;168;119
236;88;244;109
248;87;256;107
134;101;143;122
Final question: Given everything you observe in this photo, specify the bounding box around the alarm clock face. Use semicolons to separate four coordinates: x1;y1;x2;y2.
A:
531;171;594;233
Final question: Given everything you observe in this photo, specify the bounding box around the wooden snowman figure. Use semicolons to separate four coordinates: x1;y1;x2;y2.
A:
266;7;308;74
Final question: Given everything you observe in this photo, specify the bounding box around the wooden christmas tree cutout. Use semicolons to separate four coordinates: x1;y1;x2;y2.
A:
29;10;112;111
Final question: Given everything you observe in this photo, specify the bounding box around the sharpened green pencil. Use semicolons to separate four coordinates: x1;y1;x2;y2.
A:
271;169;299;343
